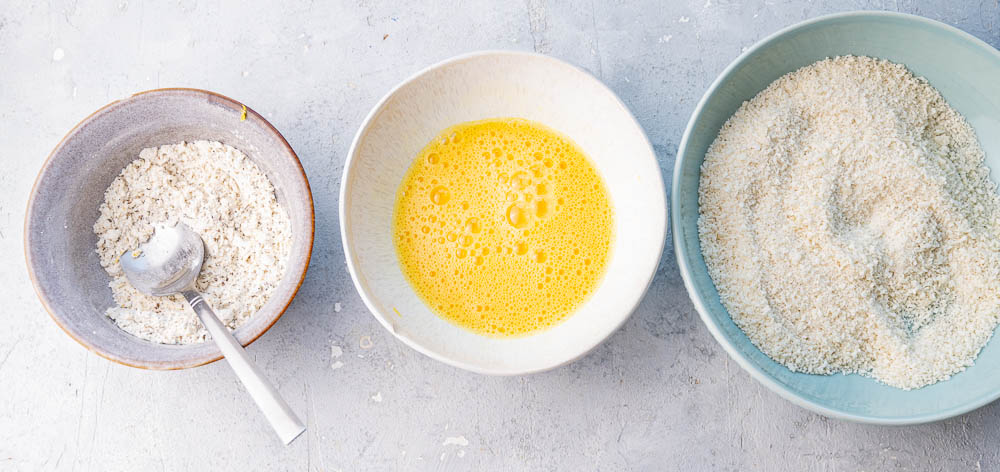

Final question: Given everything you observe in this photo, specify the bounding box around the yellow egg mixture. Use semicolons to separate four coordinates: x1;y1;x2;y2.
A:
393;118;613;337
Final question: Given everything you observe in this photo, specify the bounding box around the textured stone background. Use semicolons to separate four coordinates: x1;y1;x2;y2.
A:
3;1;1000;470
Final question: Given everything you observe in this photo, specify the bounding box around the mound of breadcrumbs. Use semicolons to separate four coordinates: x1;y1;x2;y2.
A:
698;56;1000;389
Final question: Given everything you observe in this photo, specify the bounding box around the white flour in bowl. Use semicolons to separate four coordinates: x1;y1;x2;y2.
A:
93;141;292;344
698;56;1000;389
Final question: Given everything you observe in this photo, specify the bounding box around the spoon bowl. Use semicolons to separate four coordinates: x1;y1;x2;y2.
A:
120;223;204;296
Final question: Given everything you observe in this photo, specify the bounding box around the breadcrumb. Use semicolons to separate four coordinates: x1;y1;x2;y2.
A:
699;56;1000;389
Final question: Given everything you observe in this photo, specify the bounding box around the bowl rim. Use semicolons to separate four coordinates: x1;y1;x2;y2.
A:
672;10;1000;424
340;50;666;375
24;87;315;370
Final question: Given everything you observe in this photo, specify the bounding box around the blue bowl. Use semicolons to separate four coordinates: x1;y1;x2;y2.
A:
673;11;1000;424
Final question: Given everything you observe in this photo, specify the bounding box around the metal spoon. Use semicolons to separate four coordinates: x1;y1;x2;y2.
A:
120;223;306;445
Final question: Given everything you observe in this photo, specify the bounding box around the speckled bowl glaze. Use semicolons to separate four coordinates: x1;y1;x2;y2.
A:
341;51;666;375
25;88;314;370
674;12;1000;423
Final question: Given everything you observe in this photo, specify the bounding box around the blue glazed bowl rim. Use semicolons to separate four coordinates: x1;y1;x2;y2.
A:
671;10;1000;425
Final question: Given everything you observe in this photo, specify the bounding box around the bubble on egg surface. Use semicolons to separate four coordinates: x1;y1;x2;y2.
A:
430;186;450;205
507;203;530;229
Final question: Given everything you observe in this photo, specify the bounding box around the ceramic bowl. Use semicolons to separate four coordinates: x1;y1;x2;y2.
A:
341;51;666;374
25;88;314;370
674;12;1000;423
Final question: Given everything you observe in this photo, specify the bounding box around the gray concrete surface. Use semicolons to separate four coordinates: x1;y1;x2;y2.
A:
2;1;1000;470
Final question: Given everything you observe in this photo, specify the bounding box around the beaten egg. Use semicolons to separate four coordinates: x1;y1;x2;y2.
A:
393;118;613;337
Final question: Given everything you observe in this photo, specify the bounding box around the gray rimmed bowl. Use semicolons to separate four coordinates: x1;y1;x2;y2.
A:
25;88;314;370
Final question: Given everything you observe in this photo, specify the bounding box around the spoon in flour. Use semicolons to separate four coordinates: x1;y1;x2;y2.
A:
120;223;306;445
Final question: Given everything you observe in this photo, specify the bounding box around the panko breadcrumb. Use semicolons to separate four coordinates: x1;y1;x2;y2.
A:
698;56;1000;389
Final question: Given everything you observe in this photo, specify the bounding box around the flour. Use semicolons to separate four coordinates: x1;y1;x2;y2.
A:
330;344;344;370
698;56;1000;389
93;141;292;344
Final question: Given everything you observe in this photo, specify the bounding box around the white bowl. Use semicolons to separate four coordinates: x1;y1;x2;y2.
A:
340;51;666;374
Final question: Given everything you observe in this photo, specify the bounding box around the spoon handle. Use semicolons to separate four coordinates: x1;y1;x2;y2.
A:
183;290;306;445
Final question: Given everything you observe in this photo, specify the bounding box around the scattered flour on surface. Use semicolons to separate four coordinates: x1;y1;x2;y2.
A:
94;141;292;344
698;56;1000;389
330;344;344;370
442;436;469;447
